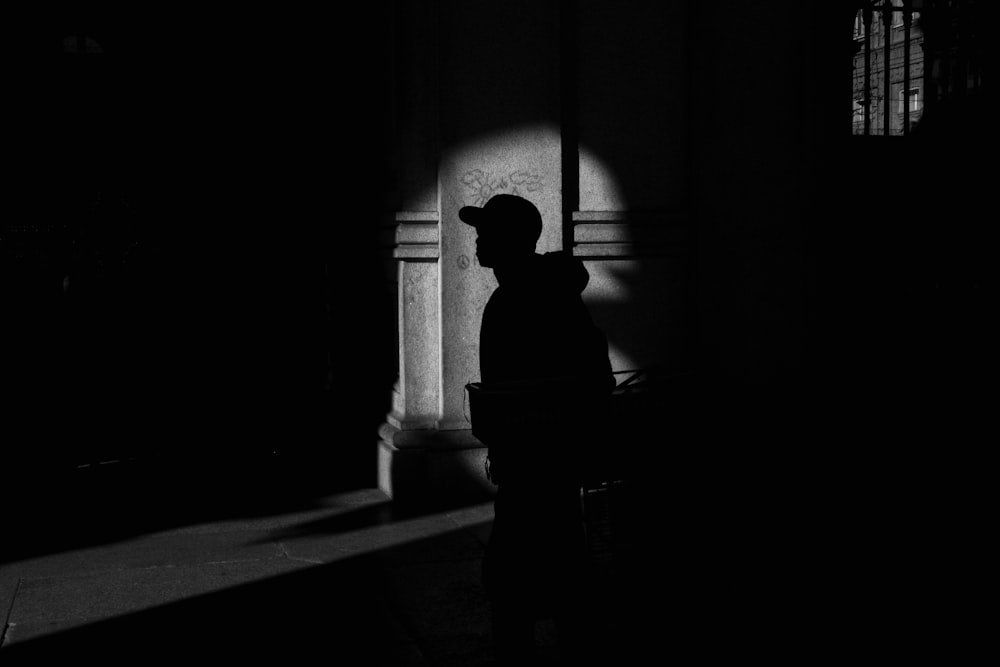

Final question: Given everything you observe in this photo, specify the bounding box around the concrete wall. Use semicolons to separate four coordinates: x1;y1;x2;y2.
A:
5;9;399;482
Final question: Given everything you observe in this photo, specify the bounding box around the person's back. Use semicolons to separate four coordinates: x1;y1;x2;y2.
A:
477;249;613;487
460;194;613;663
479;250;613;389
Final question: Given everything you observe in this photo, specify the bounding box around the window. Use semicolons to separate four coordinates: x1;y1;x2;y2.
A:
899;88;921;113
853;100;866;124
892;0;904;28
854;12;865;40
891;0;920;28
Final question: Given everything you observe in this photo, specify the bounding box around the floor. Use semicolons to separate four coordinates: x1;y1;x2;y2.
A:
0;453;630;666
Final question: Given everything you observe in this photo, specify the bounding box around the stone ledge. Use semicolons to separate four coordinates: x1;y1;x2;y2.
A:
392;246;439;260
385;211;441;260
378;423;483;450
384;411;439;434
395;222;439;246
571;210;691;259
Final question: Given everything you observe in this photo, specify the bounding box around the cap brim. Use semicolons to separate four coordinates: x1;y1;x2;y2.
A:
458;206;485;226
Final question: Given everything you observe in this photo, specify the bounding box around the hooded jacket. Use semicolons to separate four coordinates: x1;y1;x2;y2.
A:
478;251;614;392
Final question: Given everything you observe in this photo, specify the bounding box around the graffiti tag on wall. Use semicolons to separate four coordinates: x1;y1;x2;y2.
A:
460;169;543;206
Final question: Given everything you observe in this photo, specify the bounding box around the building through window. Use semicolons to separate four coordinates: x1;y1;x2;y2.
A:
852;0;923;136
852;1;988;138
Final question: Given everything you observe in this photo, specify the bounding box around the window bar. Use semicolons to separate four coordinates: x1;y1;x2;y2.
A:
940;7;951;104
864;4;873;135
560;0;580;252
957;10;969;99
883;0;892;135
903;0;912;135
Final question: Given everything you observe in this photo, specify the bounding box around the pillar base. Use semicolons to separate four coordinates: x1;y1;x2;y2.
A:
377;424;495;506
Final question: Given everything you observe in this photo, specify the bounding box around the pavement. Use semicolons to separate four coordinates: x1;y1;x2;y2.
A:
5;444;972;665
0;453;632;666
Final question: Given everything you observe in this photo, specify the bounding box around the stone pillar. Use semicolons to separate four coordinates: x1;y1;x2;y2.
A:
378;0;564;504
439;134;563;431
377;211;450;501
388;213;440;434
438;0;564;439
376;0;444;502
377;209;494;502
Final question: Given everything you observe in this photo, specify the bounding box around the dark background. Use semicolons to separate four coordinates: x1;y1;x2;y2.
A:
4;8;396;482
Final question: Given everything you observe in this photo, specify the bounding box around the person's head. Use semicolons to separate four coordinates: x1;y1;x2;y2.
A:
459;194;542;269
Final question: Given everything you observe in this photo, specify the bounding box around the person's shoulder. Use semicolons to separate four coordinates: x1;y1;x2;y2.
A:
539;251;589;294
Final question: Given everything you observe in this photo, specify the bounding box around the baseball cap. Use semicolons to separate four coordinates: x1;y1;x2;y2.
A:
458;194;542;242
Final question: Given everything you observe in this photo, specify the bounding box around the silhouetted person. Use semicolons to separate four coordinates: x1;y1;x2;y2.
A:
460;194;614;664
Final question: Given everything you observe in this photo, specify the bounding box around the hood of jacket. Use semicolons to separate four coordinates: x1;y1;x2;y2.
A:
538;251;589;294
496;250;589;296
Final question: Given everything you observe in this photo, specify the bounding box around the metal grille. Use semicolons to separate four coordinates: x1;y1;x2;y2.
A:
853;1;922;136
853;0;986;137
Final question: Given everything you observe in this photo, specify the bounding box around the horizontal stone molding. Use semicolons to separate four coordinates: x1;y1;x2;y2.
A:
385;410;440;433
379;422;484;450
396;222;438;246
571;210;691;259
387;211;440;260
394;246;440;260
